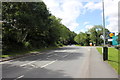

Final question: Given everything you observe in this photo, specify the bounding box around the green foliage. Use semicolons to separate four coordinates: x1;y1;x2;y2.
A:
74;32;90;46
74;25;110;46
88;25;109;46
2;2;76;54
115;45;120;50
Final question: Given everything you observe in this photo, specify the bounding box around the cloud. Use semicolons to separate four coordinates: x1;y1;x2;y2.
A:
83;21;89;25
43;0;119;34
76;29;85;34
84;2;102;11
104;0;119;34
85;25;93;30
84;0;119;34
43;0;83;31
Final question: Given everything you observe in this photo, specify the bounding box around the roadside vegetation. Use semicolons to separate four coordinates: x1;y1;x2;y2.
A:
96;47;119;74
2;2;76;56
74;25;110;46
0;46;59;58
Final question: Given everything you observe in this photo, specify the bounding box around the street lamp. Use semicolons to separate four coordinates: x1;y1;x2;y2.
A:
102;0;108;61
102;0;105;46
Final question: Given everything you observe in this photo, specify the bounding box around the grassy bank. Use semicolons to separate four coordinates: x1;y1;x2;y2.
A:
1;46;60;58
96;47;119;74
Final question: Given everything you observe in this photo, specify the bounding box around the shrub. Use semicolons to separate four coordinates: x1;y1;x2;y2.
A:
115;45;120;50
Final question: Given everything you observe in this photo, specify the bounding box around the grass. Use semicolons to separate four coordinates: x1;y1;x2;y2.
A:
75;44;87;46
0;46;59;58
96;47;102;54
96;47;119;74
75;44;81;46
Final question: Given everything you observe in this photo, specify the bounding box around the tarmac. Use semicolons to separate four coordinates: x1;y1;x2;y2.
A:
89;47;118;78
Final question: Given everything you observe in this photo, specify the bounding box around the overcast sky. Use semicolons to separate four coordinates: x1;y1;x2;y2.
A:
43;0;119;34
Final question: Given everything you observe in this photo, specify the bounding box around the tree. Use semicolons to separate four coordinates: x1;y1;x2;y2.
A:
74;32;89;46
2;2;51;52
2;2;76;54
74;25;110;46
88;25;109;46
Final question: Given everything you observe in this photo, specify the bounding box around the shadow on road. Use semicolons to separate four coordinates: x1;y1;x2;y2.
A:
2;63;72;78
7;46;84;61
2;46;84;79
10;52;83;61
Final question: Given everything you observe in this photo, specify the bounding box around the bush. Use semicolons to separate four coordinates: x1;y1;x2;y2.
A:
115;45;120;50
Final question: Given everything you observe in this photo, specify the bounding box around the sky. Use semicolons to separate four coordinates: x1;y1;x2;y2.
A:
43;0;119;34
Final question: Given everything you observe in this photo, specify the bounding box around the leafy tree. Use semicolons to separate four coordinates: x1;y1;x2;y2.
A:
2;2;51;52
2;2;76;54
88;25;109;46
74;32;89;46
74;25;110;46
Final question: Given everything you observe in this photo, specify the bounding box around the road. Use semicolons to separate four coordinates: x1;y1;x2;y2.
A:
1;45;118;79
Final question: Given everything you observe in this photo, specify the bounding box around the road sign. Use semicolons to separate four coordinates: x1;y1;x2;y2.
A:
109;32;115;37
108;39;113;41
112;36;118;45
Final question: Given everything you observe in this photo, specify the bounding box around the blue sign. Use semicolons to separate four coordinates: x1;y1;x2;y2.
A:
112;36;118;45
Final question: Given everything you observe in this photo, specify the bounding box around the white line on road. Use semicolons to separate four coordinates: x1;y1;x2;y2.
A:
48;55;53;57
14;75;24;80
40;60;56;68
20;61;36;67
63;54;69;58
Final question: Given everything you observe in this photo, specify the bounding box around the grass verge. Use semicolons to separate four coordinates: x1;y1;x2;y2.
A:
0;46;60;58
96;47;119;74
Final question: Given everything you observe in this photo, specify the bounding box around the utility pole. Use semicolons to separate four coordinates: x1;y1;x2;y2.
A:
102;0;105;46
102;0;108;61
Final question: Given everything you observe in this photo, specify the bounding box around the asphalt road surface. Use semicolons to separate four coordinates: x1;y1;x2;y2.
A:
1;45;118;79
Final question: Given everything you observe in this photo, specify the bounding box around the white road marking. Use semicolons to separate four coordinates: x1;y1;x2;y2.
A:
40;60;56;68
20;61;36;67
30;64;36;67
14;75;24;80
63;54;69;58
48;55;52;57
17;75;24;78
54;50;67;53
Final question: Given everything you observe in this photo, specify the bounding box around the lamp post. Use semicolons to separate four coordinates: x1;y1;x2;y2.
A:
102;0;105;46
102;0;108;61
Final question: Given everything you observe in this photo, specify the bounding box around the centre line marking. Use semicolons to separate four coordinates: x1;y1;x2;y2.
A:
20;61;36;67
41;60;56;68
